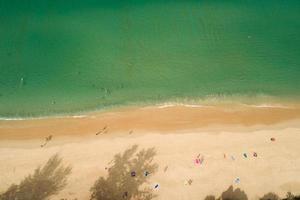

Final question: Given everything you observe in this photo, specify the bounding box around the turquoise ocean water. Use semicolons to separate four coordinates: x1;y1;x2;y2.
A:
0;0;300;118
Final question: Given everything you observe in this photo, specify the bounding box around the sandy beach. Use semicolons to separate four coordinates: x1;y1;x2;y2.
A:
1;104;300;199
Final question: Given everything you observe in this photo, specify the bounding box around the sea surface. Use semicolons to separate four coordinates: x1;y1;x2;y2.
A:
0;0;300;118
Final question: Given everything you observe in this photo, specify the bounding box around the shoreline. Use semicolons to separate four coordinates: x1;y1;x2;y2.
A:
1;100;299;121
1;95;300;121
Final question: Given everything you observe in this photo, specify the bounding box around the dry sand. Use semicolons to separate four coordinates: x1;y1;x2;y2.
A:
0;104;300;199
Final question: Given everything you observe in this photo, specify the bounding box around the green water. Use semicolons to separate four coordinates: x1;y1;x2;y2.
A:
1;0;300;118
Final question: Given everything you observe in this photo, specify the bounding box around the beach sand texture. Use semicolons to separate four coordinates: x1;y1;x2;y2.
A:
1;104;300;200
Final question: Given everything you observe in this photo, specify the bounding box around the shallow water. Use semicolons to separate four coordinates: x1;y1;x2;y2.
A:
0;0;300;117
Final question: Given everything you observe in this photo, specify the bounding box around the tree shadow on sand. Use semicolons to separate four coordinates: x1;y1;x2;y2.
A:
204;186;300;200
0;154;72;200
260;192;300;200
204;185;248;200
90;145;158;200
260;192;280;200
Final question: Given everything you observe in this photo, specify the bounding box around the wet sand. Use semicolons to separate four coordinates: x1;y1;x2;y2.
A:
1;104;300;140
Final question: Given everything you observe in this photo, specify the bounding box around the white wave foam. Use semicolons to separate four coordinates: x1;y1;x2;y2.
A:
71;115;87;119
157;103;209;109
0;117;29;121
246;104;291;109
0;114;88;121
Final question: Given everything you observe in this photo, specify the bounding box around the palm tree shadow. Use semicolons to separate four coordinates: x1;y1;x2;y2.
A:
90;145;159;200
